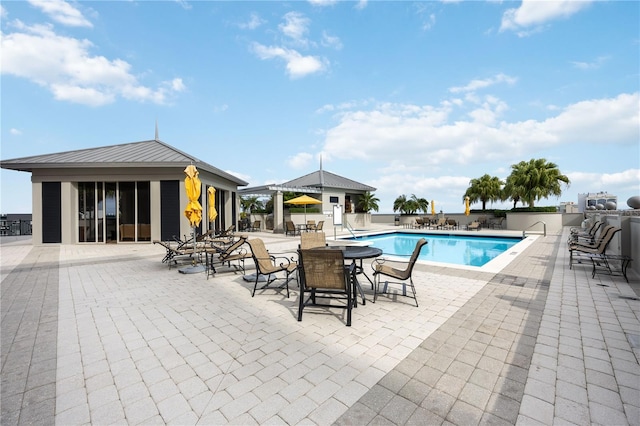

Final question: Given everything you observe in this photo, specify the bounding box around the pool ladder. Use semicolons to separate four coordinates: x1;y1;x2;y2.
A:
523;221;546;238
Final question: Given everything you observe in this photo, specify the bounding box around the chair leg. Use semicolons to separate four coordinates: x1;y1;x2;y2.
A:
298;286;304;321
409;278;418;307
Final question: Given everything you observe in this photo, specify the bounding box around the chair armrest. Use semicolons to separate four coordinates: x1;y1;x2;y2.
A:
371;255;411;272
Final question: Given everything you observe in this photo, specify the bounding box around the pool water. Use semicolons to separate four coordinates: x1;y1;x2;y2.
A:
348;233;521;267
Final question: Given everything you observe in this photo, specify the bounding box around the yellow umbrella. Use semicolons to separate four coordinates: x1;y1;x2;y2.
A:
285;195;322;223
184;165;202;227
464;196;470;216
208;187;218;223
431;200;436;216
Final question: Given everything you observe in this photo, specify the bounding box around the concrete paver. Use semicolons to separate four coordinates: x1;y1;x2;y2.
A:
1;227;638;425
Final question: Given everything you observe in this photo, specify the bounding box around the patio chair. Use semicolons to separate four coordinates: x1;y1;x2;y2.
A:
247;238;297;297
285;220;299;236
297;249;357;326
467;221;481;231
568;225;614;248
490;217;505;229
372;238;427;307
569;222;605;244
315;220;324;232
429;218;446;229
306;220;317;231
205;236;251;278
248;220;261;232
569;227;621;269
300;231;327;249
217;225;236;238
153;240;194;268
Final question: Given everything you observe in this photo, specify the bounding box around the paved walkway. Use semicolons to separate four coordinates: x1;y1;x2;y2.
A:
1;229;638;425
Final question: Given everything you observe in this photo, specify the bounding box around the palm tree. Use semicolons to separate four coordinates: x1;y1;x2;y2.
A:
393;195;412;214
502;174;524;209
410;194;429;215
464;174;504;210
240;196;264;214
357;191;380;213
506;158;570;207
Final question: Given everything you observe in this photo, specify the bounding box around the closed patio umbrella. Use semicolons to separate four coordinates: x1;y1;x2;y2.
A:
208;187;217;225
464;196;470;216
431;200;436;216
285;195;322;224
181;165;204;274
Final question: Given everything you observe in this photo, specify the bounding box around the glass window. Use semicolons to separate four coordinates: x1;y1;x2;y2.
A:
137;182;151;241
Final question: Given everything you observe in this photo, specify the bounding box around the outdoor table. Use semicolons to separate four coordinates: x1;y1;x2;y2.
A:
318;245;383;305
296;224;308;233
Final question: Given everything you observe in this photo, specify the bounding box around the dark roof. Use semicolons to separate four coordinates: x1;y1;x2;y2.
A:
283;169;375;192
0;139;248;186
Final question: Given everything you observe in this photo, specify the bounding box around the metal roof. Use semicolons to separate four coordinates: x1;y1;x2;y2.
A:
283;169;376;192
0;139;248;186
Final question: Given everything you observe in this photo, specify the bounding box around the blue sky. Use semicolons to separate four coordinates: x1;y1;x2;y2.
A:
1;0;638;215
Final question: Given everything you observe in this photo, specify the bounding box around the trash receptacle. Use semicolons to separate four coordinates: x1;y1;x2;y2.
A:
394;215;400;226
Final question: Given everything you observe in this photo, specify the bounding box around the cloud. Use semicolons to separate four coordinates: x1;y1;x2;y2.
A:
10;128;22;135
308;0;339;7
279;11;310;45
1;23;185;106
500;0;592;34
319;92;639;169
449;73;517;94
321;31;342;50
251;43;326;79
238;13;265;30
571;55;609;70
27;0;93;28
567;169;640;192
287;152;314;169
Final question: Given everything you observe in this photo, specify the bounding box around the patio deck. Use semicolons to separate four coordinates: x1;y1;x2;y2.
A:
1;227;638;425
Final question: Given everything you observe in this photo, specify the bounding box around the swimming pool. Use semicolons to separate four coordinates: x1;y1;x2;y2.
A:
345;232;522;267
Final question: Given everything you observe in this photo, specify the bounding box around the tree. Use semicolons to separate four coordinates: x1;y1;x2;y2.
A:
502;174;524;209
464;174;504;210
240;196;264;214
357;191;380;213
506;158;570;207
411;194;429;214
393;194;427;215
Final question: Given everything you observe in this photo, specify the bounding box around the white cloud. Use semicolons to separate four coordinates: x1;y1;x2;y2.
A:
308;0;339;7
10;128;22;135
1;23;185;106
571;55;609;70
279;11;310;45
27;0;93;28
449;73;517;94
251;43;326;79
319;92;639;170
567;169;640;193
239;13;265;30
287;152;314;169
321;31;342;50
501;0;592;33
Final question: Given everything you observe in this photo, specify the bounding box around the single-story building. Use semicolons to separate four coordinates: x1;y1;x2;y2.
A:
239;166;376;233
0;139;247;244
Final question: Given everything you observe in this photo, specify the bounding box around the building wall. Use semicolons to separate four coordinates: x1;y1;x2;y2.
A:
29;166;241;244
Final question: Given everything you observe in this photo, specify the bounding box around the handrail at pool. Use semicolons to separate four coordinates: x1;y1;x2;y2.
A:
523;221;546;237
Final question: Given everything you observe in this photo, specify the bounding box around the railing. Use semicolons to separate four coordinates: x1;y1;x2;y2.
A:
345;221;359;239
523;221;546;237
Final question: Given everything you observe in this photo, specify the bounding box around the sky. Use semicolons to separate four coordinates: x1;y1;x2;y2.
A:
1;0;639;215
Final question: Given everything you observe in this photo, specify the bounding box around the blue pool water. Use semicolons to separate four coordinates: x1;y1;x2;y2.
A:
347;233;521;267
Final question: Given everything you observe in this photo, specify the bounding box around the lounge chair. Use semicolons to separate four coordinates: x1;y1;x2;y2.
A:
429;218;446;229
205;236;251;278
569;227;621;269
300;231;327;250
443;219;458;230
489;217;505;229
285;220;300;236
371;238;427;307
414;218;425;228
153;240;197;268
467;221;481;231
247;239;297;297
569;222;605;244
297;249;356;326
568;225;614;248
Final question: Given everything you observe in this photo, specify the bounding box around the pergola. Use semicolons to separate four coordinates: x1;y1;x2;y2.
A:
238;184;322;233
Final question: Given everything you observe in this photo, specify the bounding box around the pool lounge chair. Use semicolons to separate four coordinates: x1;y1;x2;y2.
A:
429;218;446;229
205;236;251;278
467;221;481;231
569;227;621;269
